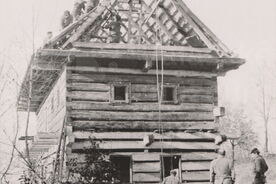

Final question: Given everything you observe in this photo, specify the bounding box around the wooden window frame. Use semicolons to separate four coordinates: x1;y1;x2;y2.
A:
162;84;179;104
110;82;131;104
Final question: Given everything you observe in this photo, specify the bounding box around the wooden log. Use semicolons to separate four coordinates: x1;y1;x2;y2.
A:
72;42;213;54
181;161;210;171
131;92;158;102
178;86;215;96
68;73;215;86
70;120;216;131
69;110;214;121
67;66;215;78
182;171;209;182
179;94;214;104
71;141;217;151
133;162;161;172
67;101;214;112
67;83;109;92
67;152;216;163
67;91;109;101
133;173;161;182
73;131;216;141
38;49;244;66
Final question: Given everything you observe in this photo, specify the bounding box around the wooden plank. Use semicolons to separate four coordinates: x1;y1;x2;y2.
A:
182;171;209;182
179;94;214;104
133;173;160;182
70;120;216;131
71;141;217;151
67;101;214;112
181;161;210;171
38;49;245;66
131;92;158;102
69;110;214;121
68;152;216;163
67;91;109;101
73;132;216;141
178;86;215;96
67;66;215;78
72;40;211;53
68;73;215;86
133;162;161;172
73;42;212;54
67;83;110;92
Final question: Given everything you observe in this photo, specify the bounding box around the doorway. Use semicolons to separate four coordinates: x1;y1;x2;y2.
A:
110;156;132;183
161;155;181;179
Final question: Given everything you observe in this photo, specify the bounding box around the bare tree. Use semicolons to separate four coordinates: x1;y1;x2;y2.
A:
256;60;276;153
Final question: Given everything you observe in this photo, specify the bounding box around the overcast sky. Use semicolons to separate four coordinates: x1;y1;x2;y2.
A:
0;0;276;156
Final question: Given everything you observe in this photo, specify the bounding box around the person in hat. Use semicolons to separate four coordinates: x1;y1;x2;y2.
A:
73;0;86;21
250;148;269;184
162;170;181;184
210;148;235;184
61;10;73;29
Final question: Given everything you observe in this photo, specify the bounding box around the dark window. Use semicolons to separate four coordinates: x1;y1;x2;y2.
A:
161;155;181;179
114;86;126;101
110;156;131;183
163;87;175;101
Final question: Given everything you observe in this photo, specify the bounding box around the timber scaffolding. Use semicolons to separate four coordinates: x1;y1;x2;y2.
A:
17;0;245;183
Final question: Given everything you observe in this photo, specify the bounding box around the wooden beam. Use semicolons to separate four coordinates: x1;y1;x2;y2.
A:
38;49;245;67
73;131;216;141
68;73;216;86
69;110;214;121
69;120;216;131
72;140;217;151
73;42;212;53
67;101;214;112
67;66;216;78
171;0;215;50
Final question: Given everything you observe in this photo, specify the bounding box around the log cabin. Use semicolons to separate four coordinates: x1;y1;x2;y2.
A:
17;0;245;183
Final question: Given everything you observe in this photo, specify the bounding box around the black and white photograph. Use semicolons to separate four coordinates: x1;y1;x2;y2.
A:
0;0;275;183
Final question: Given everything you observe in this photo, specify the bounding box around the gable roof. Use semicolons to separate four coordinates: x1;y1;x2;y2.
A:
45;0;233;57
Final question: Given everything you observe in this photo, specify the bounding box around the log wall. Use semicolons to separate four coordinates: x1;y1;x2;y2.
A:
65;69;218;183
66;71;217;131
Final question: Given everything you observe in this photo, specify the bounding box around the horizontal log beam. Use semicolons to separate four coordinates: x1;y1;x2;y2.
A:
69;120;216;131
73;42;211;54
67;66;215;78
69;110;214;121
71;140;217;151
38;49;245;66
181;161;210;171
73;131;216;141
68;152;216;163
182;171;209;182
68;73;215;86
67;101;214;112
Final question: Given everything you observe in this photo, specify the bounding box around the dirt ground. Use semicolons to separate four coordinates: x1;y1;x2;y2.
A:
235;155;276;184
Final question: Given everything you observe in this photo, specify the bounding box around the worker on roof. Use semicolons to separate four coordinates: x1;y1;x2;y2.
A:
210;148;235;184
61;10;73;29
250;148;269;184
86;0;100;13
73;0;86;20
104;14;122;43
162;170;181;184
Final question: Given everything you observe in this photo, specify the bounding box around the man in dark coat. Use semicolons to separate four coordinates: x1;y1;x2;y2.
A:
251;148;269;184
210;148;235;184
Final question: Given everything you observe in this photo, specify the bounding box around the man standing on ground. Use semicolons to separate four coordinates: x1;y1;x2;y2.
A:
210;148;235;184
251;148;269;184
162;170;181;184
